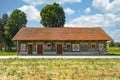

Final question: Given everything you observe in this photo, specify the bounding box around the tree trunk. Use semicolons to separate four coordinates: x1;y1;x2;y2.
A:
5;45;7;51
9;45;12;51
0;45;2;51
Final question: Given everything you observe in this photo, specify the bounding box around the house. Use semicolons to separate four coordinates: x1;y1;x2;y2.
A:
12;27;112;55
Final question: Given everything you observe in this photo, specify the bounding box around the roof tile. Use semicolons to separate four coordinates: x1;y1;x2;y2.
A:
12;27;112;41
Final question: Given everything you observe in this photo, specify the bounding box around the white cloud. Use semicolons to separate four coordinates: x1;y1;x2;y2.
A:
7;11;12;16
65;13;120;27
111;30;120;42
92;0;120;13
65;14;103;27
64;8;75;15
18;5;40;22
84;7;91;14
92;0;110;11
22;0;81;6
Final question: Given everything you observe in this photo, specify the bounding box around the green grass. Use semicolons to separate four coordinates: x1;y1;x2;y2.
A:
0;58;120;80
0;51;17;56
108;47;120;55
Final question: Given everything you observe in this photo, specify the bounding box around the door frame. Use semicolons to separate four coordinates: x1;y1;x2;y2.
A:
37;44;43;54
28;44;33;55
56;44;62;54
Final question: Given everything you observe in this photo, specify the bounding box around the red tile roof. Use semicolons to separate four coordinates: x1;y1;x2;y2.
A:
12;27;112;41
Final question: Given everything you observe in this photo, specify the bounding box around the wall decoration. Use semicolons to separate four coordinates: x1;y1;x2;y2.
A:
72;44;80;51
99;44;104;51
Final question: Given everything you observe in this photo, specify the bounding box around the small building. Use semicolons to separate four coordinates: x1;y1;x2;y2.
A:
12;27;112;55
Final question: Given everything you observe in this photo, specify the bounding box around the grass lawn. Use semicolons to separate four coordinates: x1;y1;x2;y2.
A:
0;51;17;56
0;58;120;80
108;47;120;55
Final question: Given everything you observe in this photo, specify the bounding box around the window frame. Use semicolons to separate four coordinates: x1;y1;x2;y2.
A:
91;43;96;48
20;44;27;52
80;43;88;48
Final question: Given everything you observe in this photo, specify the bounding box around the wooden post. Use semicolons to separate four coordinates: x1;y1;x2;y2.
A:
17;41;20;55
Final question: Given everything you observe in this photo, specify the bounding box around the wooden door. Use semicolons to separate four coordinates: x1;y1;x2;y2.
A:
28;45;32;54
37;44;43;54
57;44;62;54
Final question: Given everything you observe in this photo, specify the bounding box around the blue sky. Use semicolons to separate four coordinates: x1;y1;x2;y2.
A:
0;0;120;42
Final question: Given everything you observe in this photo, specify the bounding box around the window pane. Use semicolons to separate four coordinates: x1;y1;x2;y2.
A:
80;43;88;48
91;44;96;48
21;44;26;52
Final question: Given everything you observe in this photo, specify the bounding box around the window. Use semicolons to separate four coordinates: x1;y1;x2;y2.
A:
91;43;96;48
80;43;88;48
47;44;51;47
46;43;52;47
67;45;70;49
20;44;26;52
33;44;36;52
72;44;80;51
63;43;71;52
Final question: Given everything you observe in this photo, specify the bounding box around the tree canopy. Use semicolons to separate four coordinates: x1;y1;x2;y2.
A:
2;13;9;25
4;9;27;50
109;41;120;47
40;3;65;27
0;14;9;42
5;9;27;38
0;18;2;42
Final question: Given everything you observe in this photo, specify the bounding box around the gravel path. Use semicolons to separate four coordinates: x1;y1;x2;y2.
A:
0;55;120;59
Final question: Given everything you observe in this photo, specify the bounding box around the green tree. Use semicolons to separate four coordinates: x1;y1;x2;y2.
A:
117;43;120;47
2;14;9;40
109;41;115;47
0;14;9;51
115;42;120;47
4;9;27;51
0;18;2;42
2;14;9;25
0;18;2;51
40;3;65;27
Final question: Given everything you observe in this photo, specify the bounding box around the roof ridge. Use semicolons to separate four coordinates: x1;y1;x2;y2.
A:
23;27;102;29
